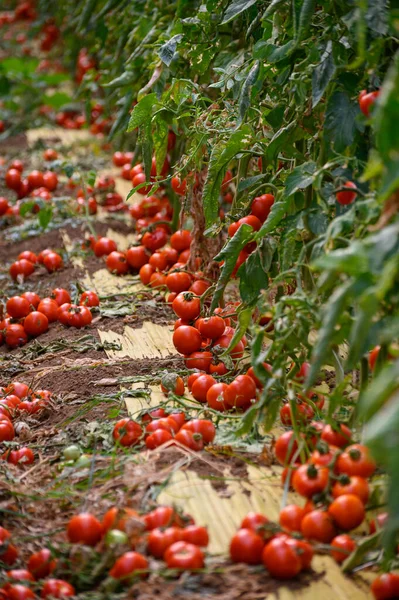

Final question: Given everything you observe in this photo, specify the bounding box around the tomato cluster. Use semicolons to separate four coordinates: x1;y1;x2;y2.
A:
9;247;63;282
0;287;99;348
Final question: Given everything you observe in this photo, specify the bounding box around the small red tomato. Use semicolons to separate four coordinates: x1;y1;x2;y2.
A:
230;528;264;565
328;494;365;531
43;252;63;273
41;579;75;598
106;251;129;275
279;505;305;533
51;288;71;306
301;509;336;543
164;541;204;570
145;430;173;449
330;534;356;564
109;551;148;581
27;548;57;579
336;181;357;205
262;537;302;579
371;573;399;600
182;525;209;547
113;419;143;447
6;296;31;319
80;291;100;307
67;513;103;546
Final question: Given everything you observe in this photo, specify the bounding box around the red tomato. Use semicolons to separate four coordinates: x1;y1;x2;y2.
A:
359;90;379;117
292;464;329;498
7;447;34;467
198;316;225;339
149;272;166;288
0;527;18;566
332;475;369;504
185;351;213;372
279;504;305;533
161;374;185;396
0;197;10;216
145;417;179;435
171;176;186;196
37;298;59;323
149;252;168;271
18;251;37;264
51;288;71;306
67;513;103;546
43;252;63;273
41;579;75;598
126;246;149;270
164;541;204;570
166;271;192;293
209;361;228;375
132;172;151;195
173;326;202;355
240;513;269;536
94;237;117;257
206;383;229;411
6;296;31;319
139;264;155;284
170;230;192;252
330;534;356;564
113;419;143;447
191;375;217;403
174;429;204;451
224;375;256;409
5;168;22;191
9;259;35;280
251;194;274;223
43;171;58;191
336;181;357;205
336;444;376;478
301;509;336;543
43;149;58;161
181;419;215;444
262;537;302;579
27;548;56;579
5;570;34;585
6;585;35;599
80;291;100;307
369;345;381;371
145;429;173;449
147;527;183;558
274;431;300;465
321;423;352;448
109;551;148;580
141;228;168;252
371;573;399;600
230;528;264;565
172;293;201;320
27;170;44;189
328;494;365;531
143;506;181;530
106;251;129;275
228;215;262;237
5;324;28;348
5;382;29;398
182;525;209;547
246;363;272;388
102;507;140;533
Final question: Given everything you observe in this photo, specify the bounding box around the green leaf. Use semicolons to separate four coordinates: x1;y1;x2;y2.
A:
19;201;35;217
141;120;153;181
153;115;169;176
210;224;254;313
365;0;389;35
203;126;251;228
324;91;359;152
109;90;133;140
238;61;260;124
238;251;267;304
358;360;399;421
364;387;399;464
283;161;317;198
297;0;315;42
41;92;73;110
312;41;336;108
224;307;253;355
237;174;266;193
262;0;286;18
127;93;157;132
313;242;370;275
38;206;52;230
79;0;98;30
255;198;289;239
341;532;381;572
157;34;183;67
346;291;379;370
221;0;259;24
265;121;296;161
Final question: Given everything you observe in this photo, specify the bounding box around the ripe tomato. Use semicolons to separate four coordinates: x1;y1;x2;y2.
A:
6;296;31;319
191;375;217;403
172;325;202;355
139;264;155;284
94;237;117;257
51;288;71;306
209;361;228;375
309;443;339;469
359;90;379;117
280;402;314;426
149;252;168;271
0;196;10;216
141;228;168;252
80;291;99;307
224;375;256;409
106;251;129;275
181;419;215;444
170;230;192;252
169;411;186;429
43;148;58;161
336;444;376;478
262;537;302;579
27;548;56;579
321;423;352;448
292;464;329;498
7;447;34;467
279;504;305;533
20;292;40;309
171;176;187;196
213;335;244;361
143;507;182;530
43;252;63;273
113;419;143;447
145;430;173;449
185;351;213;372
109;551;148;580
240;513;269;536
172;293;201;320
328;493;365;531
0;527;18;566
164;541;204;570
182;525;209;547
274;431;300;465
166;272;192;293
336;181;357;205
330;534;356;564
198;316;225;339
27;170;44;189
10;259;35;280
149;271;166;288
102;507;140;533
5;570;34;585
230;528;264;565
161;374;185;396
206;382;229;411
228;215;262;237
5;168;22;191
332;475;369;504
5;324;28;348
18;251;37;264
37;298;59;323
147;527;183;558
41;579;75;598
42;171;58;191
145;417;179;435
175;429;204;451
301;509;336;543
371;573;399;600
6;585;35;599
67;513;103;546
5;382;29;398
126;246;149;270
250;194;274;223
189;279;210;295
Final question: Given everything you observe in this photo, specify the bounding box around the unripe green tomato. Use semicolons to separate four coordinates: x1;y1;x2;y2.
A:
105;529;129;546
75;454;91;468
63;444;81;461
